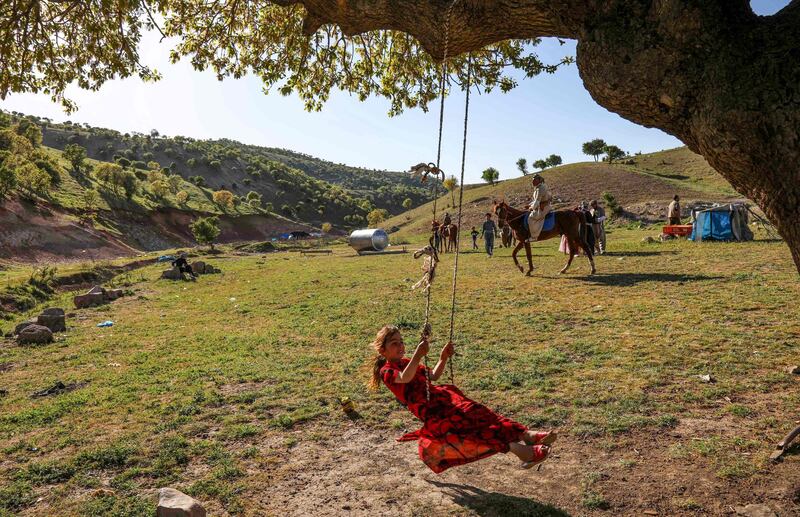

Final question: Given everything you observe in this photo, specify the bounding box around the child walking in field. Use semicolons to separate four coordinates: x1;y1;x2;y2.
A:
370;325;556;473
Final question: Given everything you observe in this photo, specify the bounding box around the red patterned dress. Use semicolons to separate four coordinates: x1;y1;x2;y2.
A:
381;358;527;473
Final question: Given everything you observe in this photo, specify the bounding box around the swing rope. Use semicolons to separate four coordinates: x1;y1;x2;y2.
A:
446;53;472;385
420;0;469;399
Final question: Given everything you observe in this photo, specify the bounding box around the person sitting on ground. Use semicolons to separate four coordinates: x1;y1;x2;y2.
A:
171;252;196;280
668;195;682;225
470;226;479;250
590;200;607;254
370;325;556;473
480;213;498;257
526;174;552;243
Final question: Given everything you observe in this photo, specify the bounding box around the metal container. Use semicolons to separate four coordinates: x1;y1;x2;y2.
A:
349;229;389;253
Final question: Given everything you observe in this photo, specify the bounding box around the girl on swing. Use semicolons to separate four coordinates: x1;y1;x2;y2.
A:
370;325;557;473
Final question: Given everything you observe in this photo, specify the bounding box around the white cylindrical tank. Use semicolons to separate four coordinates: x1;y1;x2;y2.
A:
349;229;389;253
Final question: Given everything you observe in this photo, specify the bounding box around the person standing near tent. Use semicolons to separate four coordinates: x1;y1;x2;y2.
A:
481;213;498;257
526;174;552;243
590;200;607;254
668;195;682;225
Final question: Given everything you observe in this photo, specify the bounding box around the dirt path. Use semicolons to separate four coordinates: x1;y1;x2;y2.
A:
229;416;799;517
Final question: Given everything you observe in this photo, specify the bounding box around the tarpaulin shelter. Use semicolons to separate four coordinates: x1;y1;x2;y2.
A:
689;203;754;242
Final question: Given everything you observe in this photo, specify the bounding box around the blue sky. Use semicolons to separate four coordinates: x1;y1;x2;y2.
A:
0;0;787;184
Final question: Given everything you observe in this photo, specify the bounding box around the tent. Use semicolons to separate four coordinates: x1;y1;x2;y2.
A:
689;203;754;242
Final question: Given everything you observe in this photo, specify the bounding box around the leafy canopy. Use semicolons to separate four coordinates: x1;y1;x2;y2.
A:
0;2;571;113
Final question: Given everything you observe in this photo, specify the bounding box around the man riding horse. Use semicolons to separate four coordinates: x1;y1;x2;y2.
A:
526;174;552;243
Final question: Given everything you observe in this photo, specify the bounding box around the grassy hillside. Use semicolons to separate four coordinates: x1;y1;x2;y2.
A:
0;229;797;515
34;119;429;229
387;147;744;237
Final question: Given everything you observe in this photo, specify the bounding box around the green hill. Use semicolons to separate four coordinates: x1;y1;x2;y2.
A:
386;146;744;237
35;119;429;228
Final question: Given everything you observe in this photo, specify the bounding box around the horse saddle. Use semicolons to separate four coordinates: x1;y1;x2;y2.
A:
523;211;556;232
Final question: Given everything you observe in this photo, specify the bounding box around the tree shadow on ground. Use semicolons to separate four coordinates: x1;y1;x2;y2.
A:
575;272;724;287
427;480;572;517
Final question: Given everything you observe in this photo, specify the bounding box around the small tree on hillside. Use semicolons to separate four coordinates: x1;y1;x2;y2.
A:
367;208;389;227
94;162;119;186
516;158;528;176
147;161;161;171
602;191;623;217
443;175;458;205
116;157;131;169
190;216;221;250
604;145;626;162
264;202;274;213
151;180;169;199
582;139;607;162
63;144;88;174
213;189;234;211
481;167;499;186
533;159;548;171
0;164;16;199
546;154;562;168
167;174;182;193
246;190;262;209
321;222;332;234
402;198;412;210
176;190;189;205
82;189;100;219
16;162;51;198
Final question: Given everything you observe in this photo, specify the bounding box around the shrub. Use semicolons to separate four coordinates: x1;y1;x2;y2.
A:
0;164;16;198
190;216;221;250
602;191;623;217
366;208;389;227
212;190;234;211
175;190;189;205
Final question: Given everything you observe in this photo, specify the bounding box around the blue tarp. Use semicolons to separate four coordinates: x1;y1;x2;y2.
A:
690;210;734;241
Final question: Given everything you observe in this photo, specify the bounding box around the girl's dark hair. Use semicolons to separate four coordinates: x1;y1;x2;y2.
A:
369;325;399;390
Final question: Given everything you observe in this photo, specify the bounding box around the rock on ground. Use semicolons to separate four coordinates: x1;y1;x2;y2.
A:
160;267;183;280
191;261;206;275
36;307;66;332
157;488;206;517
16;324;53;345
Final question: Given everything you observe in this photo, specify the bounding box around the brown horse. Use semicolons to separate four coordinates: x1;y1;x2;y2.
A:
493;201;596;276
442;224;458;253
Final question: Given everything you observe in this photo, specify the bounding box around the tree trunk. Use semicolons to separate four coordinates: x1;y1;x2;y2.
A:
285;0;800;272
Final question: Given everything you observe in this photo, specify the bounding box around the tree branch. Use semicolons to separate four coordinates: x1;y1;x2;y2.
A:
269;0;579;59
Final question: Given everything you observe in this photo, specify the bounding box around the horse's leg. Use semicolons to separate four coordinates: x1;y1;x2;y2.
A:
560;240;575;274
511;241;525;273
525;241;535;276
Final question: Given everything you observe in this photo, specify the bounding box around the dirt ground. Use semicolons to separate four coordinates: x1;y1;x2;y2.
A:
222;415;800;517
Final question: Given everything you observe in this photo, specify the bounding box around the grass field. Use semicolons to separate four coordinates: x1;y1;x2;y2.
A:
1;227;799;516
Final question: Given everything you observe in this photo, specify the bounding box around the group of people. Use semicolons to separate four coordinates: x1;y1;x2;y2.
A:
462;174;607;257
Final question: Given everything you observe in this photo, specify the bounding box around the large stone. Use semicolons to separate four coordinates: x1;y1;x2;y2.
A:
190;261;206;275
41;307;65;317
157;488;206;517
106;289;124;300
74;292;106;308
14;320;37;335
16;324;53;345
160;267;183;281
36;313;66;333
